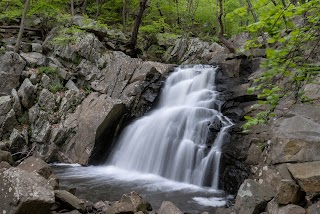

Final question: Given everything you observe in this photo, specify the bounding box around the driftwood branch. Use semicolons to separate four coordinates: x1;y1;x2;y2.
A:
0;25;41;32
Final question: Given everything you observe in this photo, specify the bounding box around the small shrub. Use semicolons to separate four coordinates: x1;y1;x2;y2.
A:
49;83;65;93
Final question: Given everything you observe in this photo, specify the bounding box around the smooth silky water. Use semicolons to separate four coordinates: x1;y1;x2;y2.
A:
52;65;233;213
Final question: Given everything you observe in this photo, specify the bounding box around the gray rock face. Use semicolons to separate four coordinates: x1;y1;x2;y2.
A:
38;88;56;112
29;104;51;143
51;32;104;64
235;179;275;214
62;93;127;164
269;104;320;164
87;51;171;116
0;96;13;117
287;161;320;195
0;52;26;95
158;201;183;214
54;190;85;212
9;128;28;161
17;156;53;179
18;78;37;109
160;37;228;64
20;52;46;67
0;167;55;214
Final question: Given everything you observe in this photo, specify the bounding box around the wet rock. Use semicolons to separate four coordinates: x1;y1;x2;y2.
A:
119;192;151;213
0;52;26;95
287;161;320;195
0;150;13;165
158;201;183;214
234;179;275;214
20;52;46;67
18;78;37;108
275;179;304;205
0;167;55;214
54;190;85;212
219;59;241;78
17;156;52;179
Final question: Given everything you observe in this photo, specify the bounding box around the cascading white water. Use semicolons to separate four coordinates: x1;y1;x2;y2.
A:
109;65;233;190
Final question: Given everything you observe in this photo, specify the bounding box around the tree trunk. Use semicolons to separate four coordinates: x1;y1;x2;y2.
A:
14;0;30;53
95;0;103;20
82;0;88;14
122;0;129;32
217;0;236;53
245;0;269;48
129;0;148;51
71;0;75;16
175;0;180;25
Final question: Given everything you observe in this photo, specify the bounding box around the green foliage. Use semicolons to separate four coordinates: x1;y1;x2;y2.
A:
49;82;66;94
51;26;85;46
242;0;320;131
38;66;58;75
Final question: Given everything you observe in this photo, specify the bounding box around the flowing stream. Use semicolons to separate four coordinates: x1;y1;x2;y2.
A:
53;65;233;213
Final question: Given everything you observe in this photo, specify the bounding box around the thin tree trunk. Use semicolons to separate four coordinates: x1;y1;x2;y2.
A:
245;0;269;48
82;0;88;14
71;0;75;16
95;0;103;20
14;0;30;53
175;0;180;25
122;0;129;32
217;0;236;53
130;0;148;51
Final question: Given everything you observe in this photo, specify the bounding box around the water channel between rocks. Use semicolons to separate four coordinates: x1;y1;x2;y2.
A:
52;65;233;213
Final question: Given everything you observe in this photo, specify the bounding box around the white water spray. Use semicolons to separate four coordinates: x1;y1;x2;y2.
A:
109;65;233;190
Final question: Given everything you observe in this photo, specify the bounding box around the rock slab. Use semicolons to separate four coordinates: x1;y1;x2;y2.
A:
0;167;55;214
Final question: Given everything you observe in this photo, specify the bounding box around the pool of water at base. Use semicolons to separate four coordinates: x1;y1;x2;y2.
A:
52;164;230;214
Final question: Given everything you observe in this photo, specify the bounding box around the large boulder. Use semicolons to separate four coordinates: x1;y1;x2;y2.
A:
0;52;26;95
61;92;127;164
158;201;183;214
275;179;304;205
287;161;320;195
18;78;37;109
234;179;275;214
0;167;55;214
269;104;320;164
20;52;46;67
17;156;53;179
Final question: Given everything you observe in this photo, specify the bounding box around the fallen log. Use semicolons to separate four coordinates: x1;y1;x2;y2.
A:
0;25;41;32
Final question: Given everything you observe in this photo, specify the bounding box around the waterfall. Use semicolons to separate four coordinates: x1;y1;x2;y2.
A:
109;65;233;190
